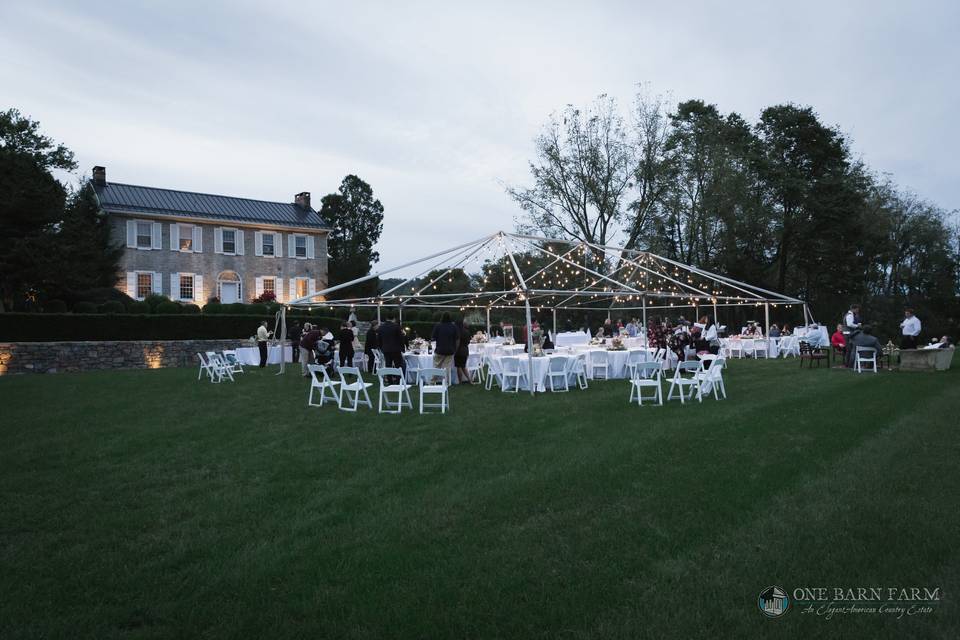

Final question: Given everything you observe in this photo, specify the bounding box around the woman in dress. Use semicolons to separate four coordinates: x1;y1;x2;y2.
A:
454;319;471;383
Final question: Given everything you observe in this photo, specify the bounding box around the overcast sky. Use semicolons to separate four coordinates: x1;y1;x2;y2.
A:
2;0;957;274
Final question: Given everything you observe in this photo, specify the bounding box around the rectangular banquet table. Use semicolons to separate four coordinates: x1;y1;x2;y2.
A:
555;331;590;348
235;345;292;365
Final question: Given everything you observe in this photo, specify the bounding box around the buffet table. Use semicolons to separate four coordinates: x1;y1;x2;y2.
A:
235;345;293;365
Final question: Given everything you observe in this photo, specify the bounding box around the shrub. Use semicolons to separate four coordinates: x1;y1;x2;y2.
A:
99;301;126;314
203;302;223;314
65;287;135;310
225;303;247;314
156;302;182;314
246;303;269;315
0;313;281;341
206;296;220;305
252;291;276;304
74;301;97;314
181;304;201;314
128;301;151;314
44;300;68;313
144;294;169;312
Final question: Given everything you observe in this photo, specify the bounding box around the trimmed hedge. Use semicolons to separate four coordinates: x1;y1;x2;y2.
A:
0;313;343;342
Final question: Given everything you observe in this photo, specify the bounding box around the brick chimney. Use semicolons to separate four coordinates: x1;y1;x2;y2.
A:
295;191;311;210
92;166;107;186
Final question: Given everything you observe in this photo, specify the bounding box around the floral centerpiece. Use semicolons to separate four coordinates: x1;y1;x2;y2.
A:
590;337;605;346
531;326;545;357
607;336;626;351
883;340;899;366
470;331;489;344
409;338;428;353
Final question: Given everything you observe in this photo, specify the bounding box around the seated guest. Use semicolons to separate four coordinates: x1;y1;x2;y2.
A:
803;323;825;348
781;324;792;336
768;324;781;338
625;318;638;337
939;336;954;349
846;324;883;367
831;323;847;363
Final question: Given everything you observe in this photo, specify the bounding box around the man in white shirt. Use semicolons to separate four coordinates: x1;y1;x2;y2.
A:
844;304;862;329
899;308;921;349
256;321;272;368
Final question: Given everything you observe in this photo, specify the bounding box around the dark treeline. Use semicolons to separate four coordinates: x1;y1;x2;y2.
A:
509;89;960;340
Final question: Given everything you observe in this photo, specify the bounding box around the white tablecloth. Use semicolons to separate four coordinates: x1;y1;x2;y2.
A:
490;354;571;392
235;345;292;365
555;331;590;348
401;352;461;385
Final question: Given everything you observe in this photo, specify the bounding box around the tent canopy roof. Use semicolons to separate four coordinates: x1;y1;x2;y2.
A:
287;231;804;312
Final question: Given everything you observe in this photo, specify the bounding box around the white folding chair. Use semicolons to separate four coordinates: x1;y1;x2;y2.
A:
666;360;703;404
546;355;570;392
375;367;413;413
626;349;648;380
403;353;422;384
485;355;503;390
197;352;216;382
741;339;756;358
854;347;878;374
754;340;769;359
570;353;589;389
629;361;663;406
727;340;744;359
696;357;727;400
221;349;245;375
307;364;341;407
590;350;609;379
418;367;449;413
206;351;234;382
466;352;485;383
337;366;373;411
373;349;386;371
500;356;527;392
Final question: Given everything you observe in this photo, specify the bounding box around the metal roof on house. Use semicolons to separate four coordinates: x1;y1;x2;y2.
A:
92;181;329;230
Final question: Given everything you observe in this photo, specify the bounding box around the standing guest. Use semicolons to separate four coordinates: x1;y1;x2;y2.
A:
454;319;471;383
831;323;847;363
256;321;271;368
299;323;320;376
350;320;361;352
768;324;781;338
377;314;405;376
338;323;355;368
844;304;862;330
288;321;302;363
625;318;638;337
899;308;921;349
432;312;459;381
365;321;380;373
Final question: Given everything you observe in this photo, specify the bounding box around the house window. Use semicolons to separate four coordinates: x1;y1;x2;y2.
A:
179;274;194;301
136;222;152;249
262;233;275;256
179;224;193;251
295;278;308;298
262;277;275;295
137;273;153;299
295;235;307;258
222;229;236;254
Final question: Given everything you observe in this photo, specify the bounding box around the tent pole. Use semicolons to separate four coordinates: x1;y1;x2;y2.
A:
764;303;770;337
642;295;647;340
486;307;491;336
524;297;535;396
552;307;557;337
399;306;403;327
377;305;381;323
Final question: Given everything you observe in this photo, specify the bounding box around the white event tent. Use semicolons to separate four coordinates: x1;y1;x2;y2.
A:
281;231;808;389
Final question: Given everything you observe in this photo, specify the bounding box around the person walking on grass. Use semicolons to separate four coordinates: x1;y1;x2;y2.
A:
432;312;459;383
299;323;320;376
256;321;272;368
365;321;380;373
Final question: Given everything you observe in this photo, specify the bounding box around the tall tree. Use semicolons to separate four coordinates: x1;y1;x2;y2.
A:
508;95;633;260
319;175;385;299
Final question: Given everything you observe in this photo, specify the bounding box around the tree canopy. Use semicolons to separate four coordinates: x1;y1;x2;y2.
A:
319;174;385;300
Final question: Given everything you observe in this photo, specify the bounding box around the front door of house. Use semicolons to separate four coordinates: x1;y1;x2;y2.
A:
221;282;239;304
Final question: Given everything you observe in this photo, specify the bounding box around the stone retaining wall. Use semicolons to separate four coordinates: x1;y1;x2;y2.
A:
0;340;249;375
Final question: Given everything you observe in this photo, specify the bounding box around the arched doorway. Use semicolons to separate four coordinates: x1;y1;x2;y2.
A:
217;271;242;304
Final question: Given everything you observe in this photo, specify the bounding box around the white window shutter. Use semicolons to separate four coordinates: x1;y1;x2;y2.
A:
193;226;203;253
214;227;223;254
288;235;296;258
171;273;180;299
275;278;284;302
236;229;244;255
152;222;162;250
194;275;204;302
308;278;316;295
306;236;315;259
170;223;179;251
289;279;296;300
126;220;136;248
254;231;263;257
152;272;163;295
275;233;283;257
255;277;263;298
126;272;136;297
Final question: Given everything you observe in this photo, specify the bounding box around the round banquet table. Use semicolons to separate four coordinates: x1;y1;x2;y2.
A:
489;353;572;392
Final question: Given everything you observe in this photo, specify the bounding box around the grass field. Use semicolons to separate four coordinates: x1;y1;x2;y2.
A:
1;358;959;639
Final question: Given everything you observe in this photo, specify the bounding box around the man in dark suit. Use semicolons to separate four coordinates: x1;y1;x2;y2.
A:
377;315;406;381
364;321;380;373
288;321;302;363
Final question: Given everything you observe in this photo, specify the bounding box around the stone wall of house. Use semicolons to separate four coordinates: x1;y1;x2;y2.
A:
0;340;249;375
110;216;329;303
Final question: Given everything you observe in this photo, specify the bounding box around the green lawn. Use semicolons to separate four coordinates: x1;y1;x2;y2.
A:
1;358;959;639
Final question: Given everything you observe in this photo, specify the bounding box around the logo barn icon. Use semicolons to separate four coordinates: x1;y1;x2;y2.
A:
758;585;790;618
